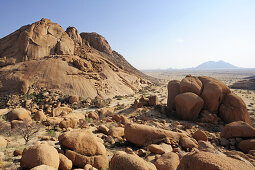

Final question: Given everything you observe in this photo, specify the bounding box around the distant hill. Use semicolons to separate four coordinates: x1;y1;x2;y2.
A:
194;60;239;70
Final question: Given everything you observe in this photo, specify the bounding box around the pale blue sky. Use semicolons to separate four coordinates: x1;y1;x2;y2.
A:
0;0;255;69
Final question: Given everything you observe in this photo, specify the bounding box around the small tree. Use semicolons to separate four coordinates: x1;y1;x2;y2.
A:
13;120;42;144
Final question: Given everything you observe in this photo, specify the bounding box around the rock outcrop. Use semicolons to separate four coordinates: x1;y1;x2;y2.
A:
0;18;154;99
167;75;250;124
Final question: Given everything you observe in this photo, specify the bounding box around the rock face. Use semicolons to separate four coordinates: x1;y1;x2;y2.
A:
180;76;203;95
175;92;204;120
0;18;74;62
220;121;255;139
167;80;180;111
219;93;250;124
80;32;112;54
177;151;254;170
66;27;82;45
110;151;157;170
58;129;108;169
0;18;154;99
20;143;59;169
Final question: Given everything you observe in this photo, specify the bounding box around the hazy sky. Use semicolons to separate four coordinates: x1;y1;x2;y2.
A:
1;0;255;69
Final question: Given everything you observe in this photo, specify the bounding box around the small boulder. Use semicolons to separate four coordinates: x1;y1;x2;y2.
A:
59;153;72;170
13;150;23;156
68;95;79;104
220;121;255;139
59;118;78;129
52;107;72;117
148;95;158;106
88;111;99;120
154;152;179;170
98;125;109;134
110;151;157;170
219;93;250;124
238;139;255;153
175;92;204;120
7;108;31;121
108;127;124;139
34;110;47;121
20;143;59;169
192;130;208;142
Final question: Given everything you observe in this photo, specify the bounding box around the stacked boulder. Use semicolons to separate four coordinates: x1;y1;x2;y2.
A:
167;75;250;124
58;129;109;169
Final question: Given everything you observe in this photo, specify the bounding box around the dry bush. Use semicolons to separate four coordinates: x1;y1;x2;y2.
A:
12;120;42;144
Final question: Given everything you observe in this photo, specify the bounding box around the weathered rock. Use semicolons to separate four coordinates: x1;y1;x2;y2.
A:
7;108;31;121
68;95;79;104
110;151;157;170
88;111;99;120
66;26;82;45
175;92;204;120
180;137;198;150
198;76;231;114
238;139;255;153
177;151;254;170
148;144;165;154
44;117;63;126
13;150;23;156
219;93;250;124
98;125;109;134
20;143;59;169
65;149;108;169
97;107;114;117
58;129;108;169
34;110;47;121
52;107;72;117
220;121;255;139
0;136;7;147
59;153;72;170
180;76;203;95
154;152;179;170
124;123;196;148
59;118;78;129
148;143;172;154
167;80;180;111
0;18;74;63
108;127;124;139
31;165;57;170
148;95;158;106
192;130;208;142
80;32;112;54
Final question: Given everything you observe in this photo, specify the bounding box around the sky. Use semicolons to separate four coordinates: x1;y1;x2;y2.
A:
0;0;255;69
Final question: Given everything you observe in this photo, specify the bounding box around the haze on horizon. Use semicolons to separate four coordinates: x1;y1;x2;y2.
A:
0;0;255;70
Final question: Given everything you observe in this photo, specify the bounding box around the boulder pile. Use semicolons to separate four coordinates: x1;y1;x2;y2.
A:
167;75;250;124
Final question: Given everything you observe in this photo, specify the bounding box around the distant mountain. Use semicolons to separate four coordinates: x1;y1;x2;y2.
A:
194;60;239;70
